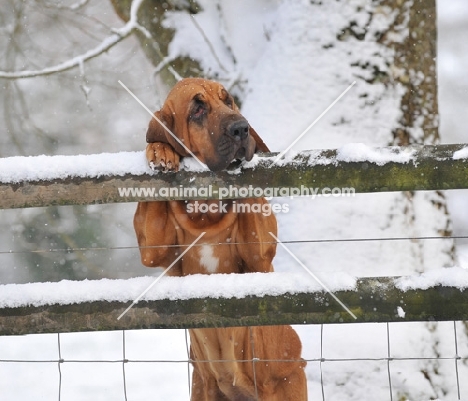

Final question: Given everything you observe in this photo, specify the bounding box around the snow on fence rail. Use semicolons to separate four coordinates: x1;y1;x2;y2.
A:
0;143;467;209
1;143;468;335
1;268;468;336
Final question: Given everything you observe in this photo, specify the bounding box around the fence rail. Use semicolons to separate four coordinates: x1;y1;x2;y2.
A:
1;143;467;209
1;274;468;336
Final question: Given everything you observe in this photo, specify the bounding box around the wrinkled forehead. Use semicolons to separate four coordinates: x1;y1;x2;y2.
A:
166;79;228;107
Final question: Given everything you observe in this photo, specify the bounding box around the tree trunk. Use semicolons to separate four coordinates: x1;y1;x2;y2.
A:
109;0;203;87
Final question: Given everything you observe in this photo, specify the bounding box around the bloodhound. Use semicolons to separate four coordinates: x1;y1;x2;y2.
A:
134;78;307;400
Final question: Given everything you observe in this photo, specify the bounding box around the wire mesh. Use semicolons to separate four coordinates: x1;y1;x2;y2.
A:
0;321;465;400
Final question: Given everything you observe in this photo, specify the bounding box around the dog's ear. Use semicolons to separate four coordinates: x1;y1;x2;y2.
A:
249;125;270;153
146;110;174;144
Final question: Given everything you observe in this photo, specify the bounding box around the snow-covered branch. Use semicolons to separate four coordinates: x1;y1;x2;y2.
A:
0;0;147;80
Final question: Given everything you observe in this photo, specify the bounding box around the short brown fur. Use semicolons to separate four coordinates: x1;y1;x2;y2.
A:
134;78;307;400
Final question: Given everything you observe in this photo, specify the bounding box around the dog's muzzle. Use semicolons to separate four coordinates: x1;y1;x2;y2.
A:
209;117;255;170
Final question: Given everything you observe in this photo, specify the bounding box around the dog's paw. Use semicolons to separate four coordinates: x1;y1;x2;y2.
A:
146;142;180;172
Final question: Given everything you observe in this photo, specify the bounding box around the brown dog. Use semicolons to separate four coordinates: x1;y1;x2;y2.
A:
134;78;307;400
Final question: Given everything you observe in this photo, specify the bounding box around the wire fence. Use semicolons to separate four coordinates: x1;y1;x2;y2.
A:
1;321;466;400
1;229;467;399
0;234;466;258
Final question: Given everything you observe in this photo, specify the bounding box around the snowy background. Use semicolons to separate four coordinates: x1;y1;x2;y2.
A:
1;0;468;400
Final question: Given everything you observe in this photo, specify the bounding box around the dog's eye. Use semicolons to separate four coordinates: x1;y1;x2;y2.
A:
194;105;205;117
191;100;206;120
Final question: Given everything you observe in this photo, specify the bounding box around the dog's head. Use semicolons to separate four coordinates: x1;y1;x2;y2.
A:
146;78;269;171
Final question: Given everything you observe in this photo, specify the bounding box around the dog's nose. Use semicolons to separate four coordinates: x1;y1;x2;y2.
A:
227;120;249;141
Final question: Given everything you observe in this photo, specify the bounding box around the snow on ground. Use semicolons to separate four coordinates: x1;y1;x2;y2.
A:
1;322;466;401
0;329;191;400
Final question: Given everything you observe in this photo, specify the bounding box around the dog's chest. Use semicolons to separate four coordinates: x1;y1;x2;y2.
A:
198;245;219;273
182;239;242;275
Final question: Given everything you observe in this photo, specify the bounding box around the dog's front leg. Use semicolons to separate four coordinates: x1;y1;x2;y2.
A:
133;201;180;272
146;142;180;172
235;198;277;273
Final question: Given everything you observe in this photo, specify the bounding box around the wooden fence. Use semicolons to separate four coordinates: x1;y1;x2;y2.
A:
1;143;468;336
